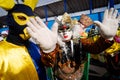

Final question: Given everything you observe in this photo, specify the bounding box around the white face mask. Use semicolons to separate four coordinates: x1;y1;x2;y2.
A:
58;24;73;41
58;30;73;41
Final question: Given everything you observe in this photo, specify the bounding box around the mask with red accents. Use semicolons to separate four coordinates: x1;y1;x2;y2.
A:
58;23;73;41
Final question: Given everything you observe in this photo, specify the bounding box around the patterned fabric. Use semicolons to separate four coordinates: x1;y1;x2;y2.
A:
53;41;87;80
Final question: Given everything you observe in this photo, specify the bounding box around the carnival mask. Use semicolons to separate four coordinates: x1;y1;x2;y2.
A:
58;23;73;41
0;0;38;40
57;13;73;41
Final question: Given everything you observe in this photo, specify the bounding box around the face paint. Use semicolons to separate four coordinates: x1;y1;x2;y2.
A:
58;23;73;41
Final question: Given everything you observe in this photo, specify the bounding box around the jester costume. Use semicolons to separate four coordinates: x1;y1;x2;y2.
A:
52;36;114;80
50;13;115;80
0;0;47;80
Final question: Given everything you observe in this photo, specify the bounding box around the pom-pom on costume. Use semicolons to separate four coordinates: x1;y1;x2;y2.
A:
0;0;47;80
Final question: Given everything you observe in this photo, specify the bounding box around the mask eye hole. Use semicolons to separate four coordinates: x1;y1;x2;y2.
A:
17;16;26;20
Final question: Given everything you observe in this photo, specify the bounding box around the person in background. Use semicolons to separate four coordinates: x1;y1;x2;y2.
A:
0;30;8;40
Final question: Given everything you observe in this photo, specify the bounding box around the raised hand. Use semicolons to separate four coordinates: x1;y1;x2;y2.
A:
26;16;58;53
94;8;120;40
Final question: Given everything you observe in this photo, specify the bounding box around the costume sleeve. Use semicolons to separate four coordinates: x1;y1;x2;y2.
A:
82;37;114;54
40;44;59;67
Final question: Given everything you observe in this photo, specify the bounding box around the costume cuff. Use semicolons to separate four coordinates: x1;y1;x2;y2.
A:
105;38;114;44
41;44;59;67
42;45;56;53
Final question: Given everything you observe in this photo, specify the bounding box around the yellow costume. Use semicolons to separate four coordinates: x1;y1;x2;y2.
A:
105;29;120;56
0;0;39;79
0;41;38;80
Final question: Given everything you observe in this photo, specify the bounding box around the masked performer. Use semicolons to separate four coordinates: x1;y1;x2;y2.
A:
0;0;59;80
26;8;120;80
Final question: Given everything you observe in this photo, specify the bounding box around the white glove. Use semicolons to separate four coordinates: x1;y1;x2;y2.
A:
94;8;120;40
26;16;58;53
